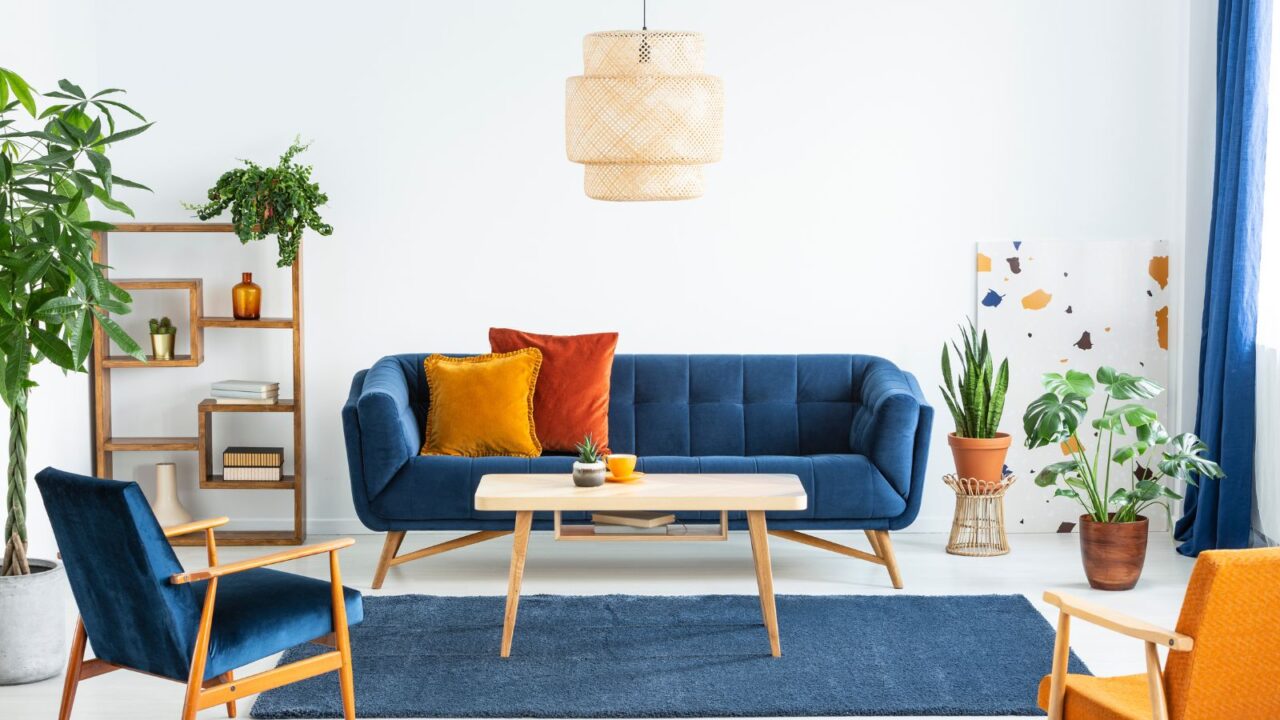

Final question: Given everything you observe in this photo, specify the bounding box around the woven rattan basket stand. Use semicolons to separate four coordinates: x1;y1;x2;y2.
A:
944;474;1015;556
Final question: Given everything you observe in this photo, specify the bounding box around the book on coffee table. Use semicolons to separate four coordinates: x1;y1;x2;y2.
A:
593;524;668;535
591;511;676;528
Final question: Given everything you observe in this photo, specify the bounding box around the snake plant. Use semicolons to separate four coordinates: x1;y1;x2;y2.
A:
940;321;1009;438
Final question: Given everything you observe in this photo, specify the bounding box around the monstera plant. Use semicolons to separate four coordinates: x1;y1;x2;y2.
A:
1022;366;1224;590
0;66;152;685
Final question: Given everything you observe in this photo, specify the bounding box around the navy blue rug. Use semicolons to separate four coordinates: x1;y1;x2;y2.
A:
250;594;1087;718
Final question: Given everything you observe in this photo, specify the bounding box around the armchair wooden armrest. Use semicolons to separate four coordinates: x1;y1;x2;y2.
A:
1044;591;1193;651
170;538;355;585
163;516;230;539
1042;591;1193;720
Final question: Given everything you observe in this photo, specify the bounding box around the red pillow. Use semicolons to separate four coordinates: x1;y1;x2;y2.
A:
489;328;617;453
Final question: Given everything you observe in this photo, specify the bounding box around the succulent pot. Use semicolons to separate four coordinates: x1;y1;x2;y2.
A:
0;559;67;684
947;432;1011;490
1079;514;1149;591
572;461;606;488
150;332;174;360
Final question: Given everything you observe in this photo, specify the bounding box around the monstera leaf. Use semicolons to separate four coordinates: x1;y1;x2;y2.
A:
1097;366;1163;400
1022;391;1087;449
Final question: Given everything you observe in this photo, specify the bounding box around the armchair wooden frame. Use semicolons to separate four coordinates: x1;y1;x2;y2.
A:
1042;590;1194;720
58;517;358;720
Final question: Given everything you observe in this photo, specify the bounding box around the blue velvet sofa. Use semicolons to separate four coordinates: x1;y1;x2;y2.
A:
344;354;932;588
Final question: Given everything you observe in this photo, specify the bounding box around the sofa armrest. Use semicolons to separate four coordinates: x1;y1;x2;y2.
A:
850;359;930;498
350;358;421;500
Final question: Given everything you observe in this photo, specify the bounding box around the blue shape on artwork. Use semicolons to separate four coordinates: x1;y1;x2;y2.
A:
1013;241;1022;250
981;289;1005;307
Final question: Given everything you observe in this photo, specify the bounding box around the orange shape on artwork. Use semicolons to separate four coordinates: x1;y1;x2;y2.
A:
977;253;992;272
1060;436;1082;455
1156;306;1169;350
1022;289;1053;310
1149;256;1170;289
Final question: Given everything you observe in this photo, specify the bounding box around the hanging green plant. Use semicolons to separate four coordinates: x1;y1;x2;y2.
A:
185;139;332;267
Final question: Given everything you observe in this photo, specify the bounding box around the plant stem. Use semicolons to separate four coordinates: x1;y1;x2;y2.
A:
3;390;29;577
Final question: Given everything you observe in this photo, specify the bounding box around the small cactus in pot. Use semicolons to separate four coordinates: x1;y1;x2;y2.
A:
148;317;176;360
572;434;606;487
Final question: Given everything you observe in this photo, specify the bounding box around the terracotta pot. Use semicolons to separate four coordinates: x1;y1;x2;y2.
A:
1079;514;1149;591
947;432;1011;488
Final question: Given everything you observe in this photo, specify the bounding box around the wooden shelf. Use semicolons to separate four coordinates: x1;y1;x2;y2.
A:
199;399;295;413
555;523;729;542
201;476;296;490
200;317;295;329
108;223;236;233
113;278;202;290
103;436;199;452
104;354;199;368
169;529;300;547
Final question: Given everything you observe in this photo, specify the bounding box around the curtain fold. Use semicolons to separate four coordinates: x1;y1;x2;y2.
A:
1175;0;1272;555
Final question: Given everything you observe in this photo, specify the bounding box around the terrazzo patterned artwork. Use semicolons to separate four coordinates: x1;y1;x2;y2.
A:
975;240;1170;531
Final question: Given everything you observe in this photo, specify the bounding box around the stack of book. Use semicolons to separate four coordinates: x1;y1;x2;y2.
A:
591;511;676;535
211;379;279;405
222;447;285;482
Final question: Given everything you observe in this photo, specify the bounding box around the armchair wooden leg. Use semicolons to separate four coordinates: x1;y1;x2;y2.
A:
330;551;357;720
182;580;219;720
1144;641;1170;720
221;672;237;717
1046;610;1070;720
372;531;406;590
58;619;88;720
873;530;903;589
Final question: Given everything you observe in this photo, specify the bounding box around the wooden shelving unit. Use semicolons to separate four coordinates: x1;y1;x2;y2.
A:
91;223;307;546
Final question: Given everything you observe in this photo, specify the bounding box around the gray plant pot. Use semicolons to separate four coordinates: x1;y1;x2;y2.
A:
0;558;67;685
572;461;606;487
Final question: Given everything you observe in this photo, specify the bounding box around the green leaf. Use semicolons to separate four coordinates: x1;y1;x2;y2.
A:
1022;391;1087;448
109;174;151;191
29;325;75;369
2;332;30;406
68;310;93;368
96;99;146;122
91;184;134;216
91;88;125;98
90;122;154;148
1053;488;1080;499
87;150;112;194
1035;459;1082;487
57;79;87;99
0;73;8;111
1112;441;1150;465
1097;366;1163;400
1043;370;1095;398
1157;432;1226;483
34;296;82;318
91;309;144;361
2;69;37;117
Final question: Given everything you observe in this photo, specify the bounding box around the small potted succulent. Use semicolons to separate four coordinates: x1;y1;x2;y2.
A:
1023;366;1225;590
940;321;1011;488
573;434;606;487
148;317;176;360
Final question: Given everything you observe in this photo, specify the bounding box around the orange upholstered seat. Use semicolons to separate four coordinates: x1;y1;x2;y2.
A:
1039;547;1280;720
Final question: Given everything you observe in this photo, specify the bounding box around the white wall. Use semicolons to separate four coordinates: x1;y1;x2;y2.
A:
5;0;1216;555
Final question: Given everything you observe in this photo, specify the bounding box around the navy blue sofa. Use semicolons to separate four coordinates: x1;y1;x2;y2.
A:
344;354;933;587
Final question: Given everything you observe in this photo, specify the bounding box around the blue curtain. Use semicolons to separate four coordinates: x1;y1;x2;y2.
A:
1176;0;1272;555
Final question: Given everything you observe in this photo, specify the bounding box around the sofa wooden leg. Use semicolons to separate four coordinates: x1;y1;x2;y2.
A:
372;531;406;589
873;530;904;589
863;530;882;557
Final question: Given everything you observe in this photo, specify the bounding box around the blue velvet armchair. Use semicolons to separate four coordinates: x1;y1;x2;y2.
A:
35;468;363;720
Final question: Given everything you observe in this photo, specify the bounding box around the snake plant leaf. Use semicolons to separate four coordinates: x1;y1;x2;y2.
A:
1042;369;1095;398
984;358;1008;437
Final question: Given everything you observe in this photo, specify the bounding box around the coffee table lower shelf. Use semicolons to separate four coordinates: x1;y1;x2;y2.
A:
552;510;730;541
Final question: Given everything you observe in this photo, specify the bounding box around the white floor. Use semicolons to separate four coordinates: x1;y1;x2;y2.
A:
2;530;1196;720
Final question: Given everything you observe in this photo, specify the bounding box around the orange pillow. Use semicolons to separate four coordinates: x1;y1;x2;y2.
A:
489;328;617;453
420;349;542;457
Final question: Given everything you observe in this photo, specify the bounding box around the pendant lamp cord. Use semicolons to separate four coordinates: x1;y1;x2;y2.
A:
642;0;647;30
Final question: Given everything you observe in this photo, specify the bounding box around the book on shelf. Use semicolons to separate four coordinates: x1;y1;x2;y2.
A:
212;396;279;405
223;446;284;467
220;467;283;482
592;524;668;535
211;380;280;394
590;511;676;529
212;388;279;399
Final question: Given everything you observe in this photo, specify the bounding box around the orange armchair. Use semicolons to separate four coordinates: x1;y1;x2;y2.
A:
1038;547;1280;719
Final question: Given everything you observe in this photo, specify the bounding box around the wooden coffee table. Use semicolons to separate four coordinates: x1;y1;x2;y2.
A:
475;473;807;658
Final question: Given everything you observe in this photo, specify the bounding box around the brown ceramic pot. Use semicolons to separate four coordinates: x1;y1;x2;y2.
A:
947;432;1011;490
1079;514;1149;591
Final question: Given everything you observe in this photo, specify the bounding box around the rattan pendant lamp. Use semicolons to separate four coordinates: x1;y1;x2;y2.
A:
565;1;724;201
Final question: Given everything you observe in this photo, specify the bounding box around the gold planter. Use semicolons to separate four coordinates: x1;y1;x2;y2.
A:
150;333;174;361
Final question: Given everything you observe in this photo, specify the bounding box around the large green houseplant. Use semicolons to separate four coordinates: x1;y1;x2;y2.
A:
184;139;332;267
940;321;1011;486
0;68;150;683
1023;366;1224;589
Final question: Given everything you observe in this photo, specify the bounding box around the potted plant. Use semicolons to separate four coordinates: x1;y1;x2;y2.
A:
1022;366;1224;590
0;68;151;683
184;139;333;268
148;316;175;360
573;434;606;487
940;321;1011;488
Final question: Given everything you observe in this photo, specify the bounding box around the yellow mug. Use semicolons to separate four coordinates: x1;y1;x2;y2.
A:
606;453;637;478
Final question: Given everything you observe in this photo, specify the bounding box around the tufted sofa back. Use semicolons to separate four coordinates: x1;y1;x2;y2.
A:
384;353;890;457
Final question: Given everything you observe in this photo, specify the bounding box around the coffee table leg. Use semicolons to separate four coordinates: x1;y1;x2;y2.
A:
746;510;781;657
501;510;533;658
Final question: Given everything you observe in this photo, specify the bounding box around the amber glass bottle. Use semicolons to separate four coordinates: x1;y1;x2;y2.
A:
232;272;262;320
